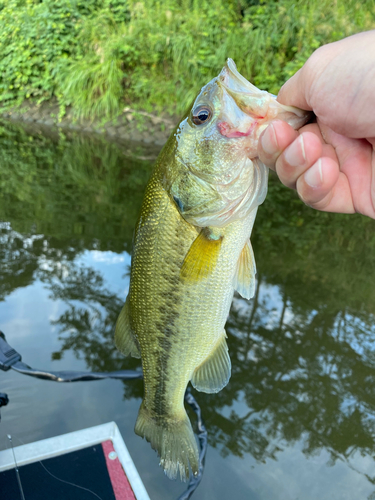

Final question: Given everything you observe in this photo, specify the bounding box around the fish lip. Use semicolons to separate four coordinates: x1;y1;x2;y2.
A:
220;58;312;126
219;58;260;94
218;59;268;123
217;60;262;137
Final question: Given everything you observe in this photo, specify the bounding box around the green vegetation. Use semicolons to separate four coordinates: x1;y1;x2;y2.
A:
0;0;374;119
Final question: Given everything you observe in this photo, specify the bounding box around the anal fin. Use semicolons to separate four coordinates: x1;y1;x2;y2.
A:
191;333;231;393
115;297;141;358
233;239;256;299
180;228;222;282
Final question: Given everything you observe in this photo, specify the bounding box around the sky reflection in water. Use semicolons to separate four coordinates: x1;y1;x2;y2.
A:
1;121;375;500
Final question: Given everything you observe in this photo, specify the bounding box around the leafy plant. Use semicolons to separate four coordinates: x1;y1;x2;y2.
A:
0;0;374;118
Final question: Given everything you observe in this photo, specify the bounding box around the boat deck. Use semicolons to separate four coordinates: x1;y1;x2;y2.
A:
0;422;150;500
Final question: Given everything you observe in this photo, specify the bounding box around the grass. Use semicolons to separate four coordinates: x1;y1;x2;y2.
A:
0;0;374;119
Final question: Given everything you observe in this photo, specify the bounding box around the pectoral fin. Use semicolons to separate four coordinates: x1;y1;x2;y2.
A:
191;333;231;393
233;240;256;299
115;297;141;358
180;228;222;282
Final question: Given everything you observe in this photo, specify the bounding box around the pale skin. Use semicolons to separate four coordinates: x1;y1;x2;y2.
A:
257;30;375;219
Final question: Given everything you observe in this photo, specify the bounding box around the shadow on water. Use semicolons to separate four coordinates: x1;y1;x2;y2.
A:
1;119;375;498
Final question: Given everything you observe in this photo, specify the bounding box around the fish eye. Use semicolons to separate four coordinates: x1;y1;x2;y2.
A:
192;105;212;126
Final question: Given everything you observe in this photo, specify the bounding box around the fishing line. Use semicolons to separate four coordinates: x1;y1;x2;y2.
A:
35;460;104;500
7;435;25;500
177;389;207;500
10;433;104;500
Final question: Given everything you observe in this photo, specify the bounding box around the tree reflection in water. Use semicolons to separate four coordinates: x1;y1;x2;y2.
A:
2;120;375;492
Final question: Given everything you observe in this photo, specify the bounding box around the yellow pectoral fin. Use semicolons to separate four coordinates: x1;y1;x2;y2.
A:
180;228;222;282
233;239;256;299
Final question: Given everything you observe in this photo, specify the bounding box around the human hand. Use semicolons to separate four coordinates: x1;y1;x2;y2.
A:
258;31;375;218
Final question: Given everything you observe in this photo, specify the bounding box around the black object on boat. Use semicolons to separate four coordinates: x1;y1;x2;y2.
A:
0;330;207;499
0;391;9;422
0;331;142;382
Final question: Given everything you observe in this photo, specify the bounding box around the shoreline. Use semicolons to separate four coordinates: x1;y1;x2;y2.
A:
1;100;179;149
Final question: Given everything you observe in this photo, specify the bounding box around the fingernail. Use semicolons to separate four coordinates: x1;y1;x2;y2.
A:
304;159;323;188
284;135;306;167
261;123;278;156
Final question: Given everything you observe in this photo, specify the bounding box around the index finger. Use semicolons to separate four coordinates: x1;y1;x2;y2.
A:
258;120;299;170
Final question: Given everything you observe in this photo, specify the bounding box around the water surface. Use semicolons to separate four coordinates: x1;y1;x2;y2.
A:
1;121;375;500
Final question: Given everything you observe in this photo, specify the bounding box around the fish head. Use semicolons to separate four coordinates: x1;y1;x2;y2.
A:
169;59;311;228
174;66;255;186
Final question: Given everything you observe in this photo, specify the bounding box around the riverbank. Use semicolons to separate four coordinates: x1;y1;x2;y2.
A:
1;100;178;148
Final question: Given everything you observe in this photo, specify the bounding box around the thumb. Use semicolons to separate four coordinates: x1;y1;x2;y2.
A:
277;67;313;111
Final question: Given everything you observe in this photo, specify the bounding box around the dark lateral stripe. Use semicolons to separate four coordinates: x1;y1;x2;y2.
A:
151;230;184;417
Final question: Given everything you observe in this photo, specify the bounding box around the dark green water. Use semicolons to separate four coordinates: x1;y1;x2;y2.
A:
1;120;375;500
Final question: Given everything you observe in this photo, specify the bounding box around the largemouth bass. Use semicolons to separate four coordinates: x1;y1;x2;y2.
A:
115;59;310;481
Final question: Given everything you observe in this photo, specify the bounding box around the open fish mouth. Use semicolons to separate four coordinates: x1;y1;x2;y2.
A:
218;58;312;132
215;59;275;140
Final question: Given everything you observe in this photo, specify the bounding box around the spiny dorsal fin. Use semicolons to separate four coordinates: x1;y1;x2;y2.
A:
191;333;231;393
233;239;256;299
115;297;141;358
180;229;222;282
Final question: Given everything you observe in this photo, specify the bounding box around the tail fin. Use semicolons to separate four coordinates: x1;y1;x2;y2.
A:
135;402;199;481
